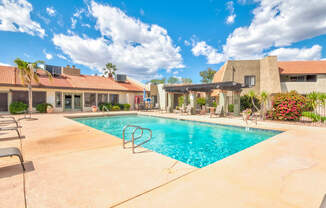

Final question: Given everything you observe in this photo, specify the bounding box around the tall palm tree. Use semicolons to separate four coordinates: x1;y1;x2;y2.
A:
14;58;52;115
103;63;117;78
259;91;269;120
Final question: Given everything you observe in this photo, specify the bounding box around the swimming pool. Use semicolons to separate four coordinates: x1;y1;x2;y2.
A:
73;115;282;168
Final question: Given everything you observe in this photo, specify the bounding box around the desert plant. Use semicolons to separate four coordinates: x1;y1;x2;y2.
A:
267;91;308;121
98;103;112;111
36;103;53;113
259;91;269;120
9;101;28;114
123;104;131;110
111;105;121;111
228;104;234;112
240;94;260;112
196;97;206;107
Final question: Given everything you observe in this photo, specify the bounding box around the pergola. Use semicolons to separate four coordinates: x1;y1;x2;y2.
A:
163;81;246;115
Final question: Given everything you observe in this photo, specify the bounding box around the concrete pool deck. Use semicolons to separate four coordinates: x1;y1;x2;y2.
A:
0;111;326;207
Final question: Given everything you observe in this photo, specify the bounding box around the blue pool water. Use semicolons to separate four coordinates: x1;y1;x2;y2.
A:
73;115;281;168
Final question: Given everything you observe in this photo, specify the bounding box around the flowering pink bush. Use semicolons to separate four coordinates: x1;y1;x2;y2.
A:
266;91;308;121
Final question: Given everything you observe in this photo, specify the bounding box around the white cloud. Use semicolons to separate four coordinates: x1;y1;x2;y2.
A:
192;0;326;63
140;8;144;16
81;23;91;28
0;62;11;66
46;7;56;16
71;18;77;29
184;40;191;46
57;54;68;60
53;1;184;80
269;45;322;61
73;8;85;18
226;1;236;24
191;41;226;64
43;49;53;60
0;0;45;37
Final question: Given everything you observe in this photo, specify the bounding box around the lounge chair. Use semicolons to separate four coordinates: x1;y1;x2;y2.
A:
210;105;224;118
0;126;22;138
0;147;25;171
0;116;20;128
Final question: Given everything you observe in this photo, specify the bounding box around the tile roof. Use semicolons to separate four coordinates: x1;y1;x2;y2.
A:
0;65;143;92
278;60;326;74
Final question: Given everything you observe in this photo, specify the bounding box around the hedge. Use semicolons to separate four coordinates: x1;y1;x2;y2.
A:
9;101;28;114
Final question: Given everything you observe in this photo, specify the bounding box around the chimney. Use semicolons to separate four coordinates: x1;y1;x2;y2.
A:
72;65;75;69
62;65;80;76
66;65;70;69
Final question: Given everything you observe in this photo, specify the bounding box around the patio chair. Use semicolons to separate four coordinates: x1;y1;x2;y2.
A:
0;147;25;171
242;112;257;125
210;105;224;118
0;126;22;138
0;116;20;128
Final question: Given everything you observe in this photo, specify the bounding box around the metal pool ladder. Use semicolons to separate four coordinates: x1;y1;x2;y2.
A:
122;125;152;153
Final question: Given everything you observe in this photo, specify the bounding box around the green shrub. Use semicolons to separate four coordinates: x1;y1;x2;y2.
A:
240;95;260;112
302;111;326;123
178;96;184;107
228;104;234;112
212;101;217;107
196;97;206;107
111;105;121;111
9;101;28;114
98;103;112;111
267;91;308;121
36;103;53;113
123;104;131;110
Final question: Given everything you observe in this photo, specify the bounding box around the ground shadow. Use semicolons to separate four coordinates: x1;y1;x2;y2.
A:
0;161;35;178
0;135;25;142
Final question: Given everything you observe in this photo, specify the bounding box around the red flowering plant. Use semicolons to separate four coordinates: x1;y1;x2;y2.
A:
266;91;308;121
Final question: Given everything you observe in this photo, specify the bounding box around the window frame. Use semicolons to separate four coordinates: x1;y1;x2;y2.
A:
84;93;96;107
97;93;108;105
109;94;119;105
55;92;62;108
244;75;256;87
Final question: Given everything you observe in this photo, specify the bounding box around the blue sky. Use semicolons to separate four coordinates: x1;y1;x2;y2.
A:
0;0;326;83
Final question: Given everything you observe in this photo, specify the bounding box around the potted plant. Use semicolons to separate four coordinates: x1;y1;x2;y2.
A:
91;105;97;112
47;104;54;113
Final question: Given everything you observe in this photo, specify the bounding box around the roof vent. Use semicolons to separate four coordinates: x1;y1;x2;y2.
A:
116;74;127;82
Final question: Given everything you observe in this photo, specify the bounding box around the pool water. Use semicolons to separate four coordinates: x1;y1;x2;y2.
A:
73;115;281;168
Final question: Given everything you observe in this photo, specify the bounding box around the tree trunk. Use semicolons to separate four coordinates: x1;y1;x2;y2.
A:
28;84;32;115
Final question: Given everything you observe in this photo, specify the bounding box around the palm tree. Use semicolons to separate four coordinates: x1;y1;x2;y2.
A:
14;58;52;116
307;91;319;110
259;91;269;120
103;63;117;78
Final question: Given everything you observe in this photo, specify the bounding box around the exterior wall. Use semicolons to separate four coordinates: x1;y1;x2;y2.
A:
0;86;142;113
157;84;167;110
260;56;282;94
222;60;261;95
281;74;326;94
62;66;80;76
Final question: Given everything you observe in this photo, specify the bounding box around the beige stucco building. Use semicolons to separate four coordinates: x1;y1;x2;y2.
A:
213;56;326;97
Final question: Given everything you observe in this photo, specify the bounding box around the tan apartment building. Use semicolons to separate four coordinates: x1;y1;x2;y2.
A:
213;56;326;97
0;65;145;113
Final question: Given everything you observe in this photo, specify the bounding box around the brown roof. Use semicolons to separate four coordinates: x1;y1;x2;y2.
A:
0;65;143;92
278;60;326;74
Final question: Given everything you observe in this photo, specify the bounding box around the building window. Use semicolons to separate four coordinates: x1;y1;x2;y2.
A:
97;93;108;105
290;75;305;82
306;75;317;82
244;76;256;87
84;93;96;107
32;91;46;107
55;92;62;107
12;91;28;104
110;94;119;104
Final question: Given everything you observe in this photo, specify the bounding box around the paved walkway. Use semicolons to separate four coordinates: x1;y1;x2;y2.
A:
0;111;325;207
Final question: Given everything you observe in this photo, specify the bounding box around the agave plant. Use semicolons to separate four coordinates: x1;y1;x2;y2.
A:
14;58;52;115
307;91;319;110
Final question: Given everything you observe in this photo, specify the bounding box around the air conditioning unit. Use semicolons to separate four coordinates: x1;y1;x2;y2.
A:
45;65;62;76
116;74;127;82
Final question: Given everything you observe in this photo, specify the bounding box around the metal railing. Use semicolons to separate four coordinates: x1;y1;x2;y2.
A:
122;125;152;153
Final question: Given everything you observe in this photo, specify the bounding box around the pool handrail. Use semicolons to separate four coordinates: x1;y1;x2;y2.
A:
122;125;152;153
